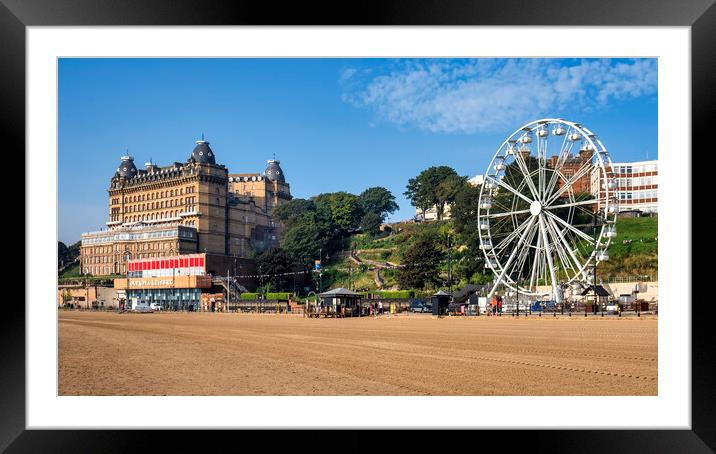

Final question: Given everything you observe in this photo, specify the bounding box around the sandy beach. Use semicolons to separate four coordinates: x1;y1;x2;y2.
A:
58;311;657;396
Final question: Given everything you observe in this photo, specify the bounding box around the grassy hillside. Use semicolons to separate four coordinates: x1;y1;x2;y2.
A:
322;222;446;291
58;262;81;279
598;216;658;278
319;216;658;291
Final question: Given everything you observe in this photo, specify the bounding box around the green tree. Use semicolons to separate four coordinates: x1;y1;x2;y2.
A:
359;187;399;218
273;198;316;230
256;247;294;292
281;214;328;265
450;178;496;283
313;192;364;234
396;230;445;289
58;240;81;269
58;241;69;267
405;166;459;220
360;211;384;237
436;174;467;218
405;176;433;220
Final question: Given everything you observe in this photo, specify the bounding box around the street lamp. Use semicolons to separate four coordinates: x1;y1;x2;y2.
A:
168;246;176;312
259;264;264;314
593;210;598;316
447;234;453;303
515;271;520;317
122;249;132;312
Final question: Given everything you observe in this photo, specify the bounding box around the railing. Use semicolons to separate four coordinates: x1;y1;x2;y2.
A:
602;275;654;283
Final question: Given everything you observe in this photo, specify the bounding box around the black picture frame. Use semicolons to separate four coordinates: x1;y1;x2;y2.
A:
3;0;713;450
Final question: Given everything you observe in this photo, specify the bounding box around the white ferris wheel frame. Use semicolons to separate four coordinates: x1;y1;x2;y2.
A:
477;118;618;303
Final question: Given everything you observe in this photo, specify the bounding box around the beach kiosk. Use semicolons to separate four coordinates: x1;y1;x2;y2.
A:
315;287;362;318
580;284;612;312
431;290;451;316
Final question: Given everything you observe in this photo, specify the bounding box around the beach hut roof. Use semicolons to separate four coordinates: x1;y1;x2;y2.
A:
318;287;362;298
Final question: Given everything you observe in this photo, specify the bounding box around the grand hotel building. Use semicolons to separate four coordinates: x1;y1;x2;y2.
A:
80;138;291;277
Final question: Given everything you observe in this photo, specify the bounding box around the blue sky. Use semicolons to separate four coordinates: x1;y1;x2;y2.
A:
59;58;657;244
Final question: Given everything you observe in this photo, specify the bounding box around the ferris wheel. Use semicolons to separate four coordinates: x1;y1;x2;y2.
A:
476;118;619;303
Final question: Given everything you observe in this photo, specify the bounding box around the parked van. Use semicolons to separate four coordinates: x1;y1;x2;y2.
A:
132;302;154;313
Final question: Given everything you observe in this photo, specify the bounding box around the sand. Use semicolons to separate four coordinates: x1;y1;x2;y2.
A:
58;311;657;396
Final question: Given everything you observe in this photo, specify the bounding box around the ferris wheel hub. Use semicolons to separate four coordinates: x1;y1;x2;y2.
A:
530;200;542;216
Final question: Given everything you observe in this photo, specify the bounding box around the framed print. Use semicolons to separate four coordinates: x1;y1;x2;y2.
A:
3;0;714;450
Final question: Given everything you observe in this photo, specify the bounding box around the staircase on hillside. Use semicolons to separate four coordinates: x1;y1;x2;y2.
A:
58;255;80;275
213;276;248;309
373;269;384;288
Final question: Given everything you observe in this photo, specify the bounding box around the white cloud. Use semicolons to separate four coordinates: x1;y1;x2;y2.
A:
341;59;657;134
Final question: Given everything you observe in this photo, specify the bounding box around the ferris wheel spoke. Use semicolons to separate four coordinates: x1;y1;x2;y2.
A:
494;215;536;256
572;203;602;221
491;197;515;213
544;197;603;211
487;208;531;219
513;222;539;281
487;214;513;237
544;210;595;244
544;219;569;270
544;161;594;206
544;139;574;198
544;217;580;282
493;177;533;204
545;214;588;276
538;215;561;303
537;132;551;200
486;216;537;299
493;216;532;251
529;230;541;291
512;146;541;200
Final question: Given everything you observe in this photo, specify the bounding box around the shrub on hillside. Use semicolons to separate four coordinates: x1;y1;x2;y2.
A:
266;292;293;300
